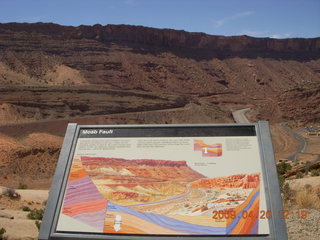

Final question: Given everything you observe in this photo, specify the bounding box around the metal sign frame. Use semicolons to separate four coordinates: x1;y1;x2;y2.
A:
39;121;288;240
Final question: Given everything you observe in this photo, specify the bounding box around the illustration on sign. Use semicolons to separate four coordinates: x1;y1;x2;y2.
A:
56;135;270;235
194;139;222;157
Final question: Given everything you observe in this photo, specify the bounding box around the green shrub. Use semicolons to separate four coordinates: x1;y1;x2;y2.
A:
18;182;28;189
0;227;6;239
21;206;31;212
35;221;41;230
278;174;285;190
27;209;44;220
304;184;312;190
276;162;292;175
311;169;319;176
296;172;304;179
282;183;292;201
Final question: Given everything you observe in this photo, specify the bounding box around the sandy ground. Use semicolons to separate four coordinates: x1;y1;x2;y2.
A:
0;209;39;240
286;209;320;240
0;187;48;240
287;176;320;191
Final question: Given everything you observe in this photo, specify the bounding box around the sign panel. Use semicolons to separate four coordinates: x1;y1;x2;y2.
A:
39;122;288;240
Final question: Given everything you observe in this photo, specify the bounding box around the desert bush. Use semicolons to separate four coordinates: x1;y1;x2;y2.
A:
296;172;304;179
276;162;292;175
27;209;44;220
282;183;292;201
296;189;320;209
304;184;312;192
35;221;41;231
0;227;6;240
315;186;320;199
18;182;27;189
305;161;311;172
21;206;31;212
278;174;285;190
310;169;319;176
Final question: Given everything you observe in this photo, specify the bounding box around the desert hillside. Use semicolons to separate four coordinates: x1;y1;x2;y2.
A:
0;22;319;187
0;23;319;97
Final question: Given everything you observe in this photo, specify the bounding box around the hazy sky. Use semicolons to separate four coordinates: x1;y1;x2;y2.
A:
0;0;319;38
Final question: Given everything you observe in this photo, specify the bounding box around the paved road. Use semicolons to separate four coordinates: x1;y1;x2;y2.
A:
232;108;250;123
280;123;307;161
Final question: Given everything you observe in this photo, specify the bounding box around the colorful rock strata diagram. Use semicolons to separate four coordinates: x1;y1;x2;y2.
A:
194;139;222;157
59;156;262;235
61;157;107;232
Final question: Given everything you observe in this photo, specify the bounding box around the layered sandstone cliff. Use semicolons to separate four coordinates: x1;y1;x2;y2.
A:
1;22;319;54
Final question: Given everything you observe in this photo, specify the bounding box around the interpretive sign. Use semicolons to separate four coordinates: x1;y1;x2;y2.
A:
39;122;288;240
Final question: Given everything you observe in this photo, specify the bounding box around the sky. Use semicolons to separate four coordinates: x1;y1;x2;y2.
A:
0;0;319;38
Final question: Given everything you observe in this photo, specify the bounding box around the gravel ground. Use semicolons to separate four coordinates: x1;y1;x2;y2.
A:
286;209;320;240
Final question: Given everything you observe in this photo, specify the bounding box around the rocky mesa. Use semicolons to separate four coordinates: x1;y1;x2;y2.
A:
1;22;319;55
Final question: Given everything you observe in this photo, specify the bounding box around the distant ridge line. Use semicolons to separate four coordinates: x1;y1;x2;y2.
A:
0;22;319;54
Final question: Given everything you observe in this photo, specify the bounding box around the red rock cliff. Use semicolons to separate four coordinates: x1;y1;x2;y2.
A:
0;22;319;55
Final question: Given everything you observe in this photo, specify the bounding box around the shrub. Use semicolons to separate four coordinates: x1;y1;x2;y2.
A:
18;182;27;189
0;227;6;240
311;169;319;176
296;172;304;179
304;184;312;191
282;183;292;201
296;189;320;209
278;174;285;190
35;221;41;231
305;161;311;172
21;206;31;212
276;162;292;175
27;209;44;220
315;186;320;199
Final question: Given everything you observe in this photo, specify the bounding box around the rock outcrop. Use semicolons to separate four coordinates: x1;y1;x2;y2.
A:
0;23;319;55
